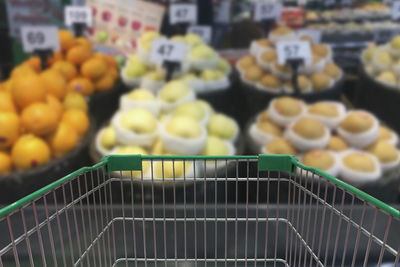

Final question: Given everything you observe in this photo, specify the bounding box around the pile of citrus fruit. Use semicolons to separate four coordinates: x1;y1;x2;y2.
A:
0;29;122;175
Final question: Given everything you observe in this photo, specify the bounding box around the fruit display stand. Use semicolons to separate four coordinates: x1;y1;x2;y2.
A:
243;96;400;203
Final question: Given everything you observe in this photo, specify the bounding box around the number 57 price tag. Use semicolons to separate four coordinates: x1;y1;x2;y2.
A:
20;26;60;53
150;39;186;64
253;2;282;22
276;41;312;65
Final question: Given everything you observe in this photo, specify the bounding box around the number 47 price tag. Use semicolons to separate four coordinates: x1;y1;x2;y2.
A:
150;39;186;64
20;26;60;53
276;41;312;65
170;4;198;25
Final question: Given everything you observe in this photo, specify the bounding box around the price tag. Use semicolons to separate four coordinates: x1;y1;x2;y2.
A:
341;0;352;5
253;2;282;22
21;26;60;53
392;1;400;20
276;41;312;65
150;39;186;64
215;0;231;23
169;4;198;25
64;6;93;26
187;25;212;44
297;29;322;43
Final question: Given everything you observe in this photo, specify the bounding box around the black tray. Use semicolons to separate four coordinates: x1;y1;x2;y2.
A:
235;72;343;128
0;120;96;205
244;115;400;204
89;80;126;129
355;67;400;133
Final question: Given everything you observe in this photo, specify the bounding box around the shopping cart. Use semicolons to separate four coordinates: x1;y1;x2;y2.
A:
0;154;399;267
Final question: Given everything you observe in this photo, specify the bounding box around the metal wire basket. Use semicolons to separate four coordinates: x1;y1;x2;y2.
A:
0;154;399;267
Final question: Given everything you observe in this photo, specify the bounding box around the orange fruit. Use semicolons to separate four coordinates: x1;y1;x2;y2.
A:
67;77;94;96
63;92;88;112
0;151;12;175
0;112;19;149
40;69;67;100
74;37;92;50
2;79;13;92
21;103;58;136
11;74;46;109
11;134;51;170
47;51;64;66
48;122;79;157
58;29;75;52
94;53;117;68
45;95;64;120
66;45;92;65
0;91;17;113
62;109;90;137
94;74;114;92
11;65;36;78
108;67;119;80
81;58;107;80
23;56;41;72
51;61;78;81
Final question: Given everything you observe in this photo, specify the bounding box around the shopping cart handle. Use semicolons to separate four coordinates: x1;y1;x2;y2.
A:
258;154;297;173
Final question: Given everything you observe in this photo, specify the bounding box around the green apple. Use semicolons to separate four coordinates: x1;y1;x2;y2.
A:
151;138;164;155
217;58;230;73
120;108;157;134
172;101;205;121
190;45;216;59
159;81;190;102
125;62;148;78
166;116;202;138
195;100;214;115
180;73;197;82
377;71;397;85
185;33;203;47
171;35;185;42
96;31;108;43
201;136;229;156
391;35;400;50
375;50;392;67
139;31;161;51
200;69;224;81
146;71;165;82
208;114;237;140
127;89;155;101
100;126;117;150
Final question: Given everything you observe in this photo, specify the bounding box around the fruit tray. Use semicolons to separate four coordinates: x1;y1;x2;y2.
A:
0;120;96;204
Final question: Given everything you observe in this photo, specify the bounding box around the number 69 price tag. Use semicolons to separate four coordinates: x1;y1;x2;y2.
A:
170;4;198;25
276;41;312;65
20;26;60;53
150;39;186;64
64;6;93;26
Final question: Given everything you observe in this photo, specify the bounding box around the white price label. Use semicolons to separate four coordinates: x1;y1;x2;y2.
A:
169;4;198;25
297;29;322;43
253;2;282;22
276;41;312;65
64;6;93;26
392;1;400;20
187;25;212;44
150;39;186;64
215;0;231;23
21;26;60;53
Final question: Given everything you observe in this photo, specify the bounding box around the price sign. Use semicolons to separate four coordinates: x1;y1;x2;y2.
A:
64;6;93;26
187;25;212;44
297;29;322;43
21;26;60;53
276;41;311;64
215;0;231;23
150;39;186;64
169;4;198;25
392;1;400;20
253;2;282;22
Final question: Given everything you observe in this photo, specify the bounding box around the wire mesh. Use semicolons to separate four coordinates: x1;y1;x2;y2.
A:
0;158;399;267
